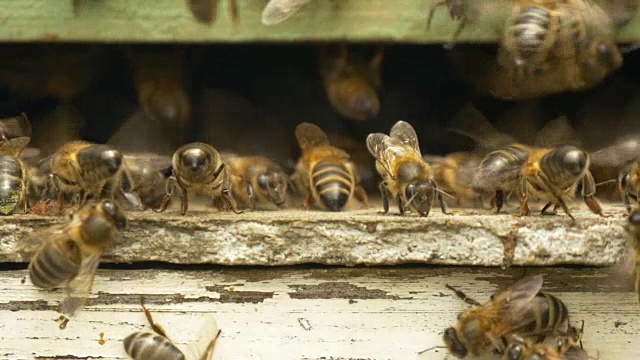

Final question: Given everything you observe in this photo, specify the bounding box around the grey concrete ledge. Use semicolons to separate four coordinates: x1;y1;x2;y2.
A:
0;205;628;267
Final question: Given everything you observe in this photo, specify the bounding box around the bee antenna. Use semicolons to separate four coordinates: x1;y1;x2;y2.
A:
435;187;455;199
417;345;447;355
595;179;617;187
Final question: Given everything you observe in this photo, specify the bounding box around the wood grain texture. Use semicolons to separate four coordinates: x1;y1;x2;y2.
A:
0;206;629;266
0;0;638;43
0;266;638;360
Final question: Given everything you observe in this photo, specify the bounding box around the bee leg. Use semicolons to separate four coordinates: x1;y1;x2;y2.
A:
540;202;557;216
538;174;575;223
437;191;450;215
396;194;405;215
179;187;189;216
449;17;468;46
426;0;446;30
445;284;481;306
229;0;239;29
354;185;369;207
582;172;605;217
303;194;314;210
494;190;504;214
154;177;176;213
222;188;243;214
202;329;223;360
140;300;170;339
246;184;256;210
220;166;242;214
378;182;390;215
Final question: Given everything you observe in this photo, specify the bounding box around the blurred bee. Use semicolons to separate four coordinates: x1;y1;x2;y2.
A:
503;322;587;360
116;153;172;210
221;153;288;210
291;122;368;211
444;275;572;358
427;0;510;42
367;121;448;217
320;44;383;122
28;200;126;316
423;152;486;208
155;142;242;215
49;141;124;211
0;113;31;142
626;209;640;303
127;46;192;130
604;0;640;28
124;300;220;360
262;0;312;25
185;0;239;27
0;113;32;215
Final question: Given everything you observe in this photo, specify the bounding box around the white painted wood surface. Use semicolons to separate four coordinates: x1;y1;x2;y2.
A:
0;267;638;360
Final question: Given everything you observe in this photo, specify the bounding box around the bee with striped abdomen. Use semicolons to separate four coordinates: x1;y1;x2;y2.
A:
221;153;288;210
124;300;221;360
0;113;32;215
291;122;368;211
367;121;449;217
155;142;242;215
49;141;123;211
444;275;573;358
320;44;383;122
28;200;126;316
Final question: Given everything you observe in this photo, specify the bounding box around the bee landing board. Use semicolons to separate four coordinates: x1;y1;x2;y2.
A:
0;206;628;267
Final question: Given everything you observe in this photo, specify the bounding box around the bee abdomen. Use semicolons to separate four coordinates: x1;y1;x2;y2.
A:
312;161;353;211
28;239;81;289
511;7;552;59
0;156;23;215
123;332;185;360
521;292;569;335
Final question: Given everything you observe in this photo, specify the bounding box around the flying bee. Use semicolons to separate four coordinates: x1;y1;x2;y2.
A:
48;141;123;211
444;275;572;358
221;153;288;210
367;121;448;217
185;0;239;27
626;209;640;303
261;0;312;25
28;200;126;316
116;153;172;210
320;44;383;122
155;142;242;215
124;300;220;360
291;122;368;211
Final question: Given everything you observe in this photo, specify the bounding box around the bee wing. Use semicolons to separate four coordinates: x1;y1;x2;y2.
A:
183;314;220;360
449;104;517;151
389;121;421;154
295;122;331;153
534;115;581;148
0;113;31;138
60;252;101;316
261;0;312;25
490;275;544;329
0;136;31;157
367;133;420;178
590;134;640;167
124;153;172;172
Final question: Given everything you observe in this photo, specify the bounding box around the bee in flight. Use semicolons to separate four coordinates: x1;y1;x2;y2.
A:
291;122;368;211
0;113;32;215
443;275;574;358
155;142;242;215
28;200;126;316
124;299;221;360
367;121;449;217
221;153;288;210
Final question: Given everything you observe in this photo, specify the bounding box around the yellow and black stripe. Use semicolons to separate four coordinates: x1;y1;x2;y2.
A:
518;292;569;335
123;331;184;360
28;238;81;289
0;156;24;215
312;161;353;211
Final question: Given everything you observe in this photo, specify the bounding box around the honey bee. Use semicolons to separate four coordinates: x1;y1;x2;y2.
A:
626;208;640;302
423;152;486;208
291;122;368;211
261;0;312;25
127;47;192;129
124;300;220;360
320;44;383;122
155;142;242;215
117;153;172;210
185;0;239;27
28;200;126;316
221;153;288;210
503;322;587;360
0;113;32;215
444;275;572;358
367;121;448;216
48;141;124;211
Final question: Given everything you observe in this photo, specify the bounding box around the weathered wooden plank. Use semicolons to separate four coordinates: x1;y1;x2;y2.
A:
0;267;637;360
0;206;629;266
0;0;638;43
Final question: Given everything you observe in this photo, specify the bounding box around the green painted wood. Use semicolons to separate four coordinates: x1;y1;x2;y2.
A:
0;0;638;43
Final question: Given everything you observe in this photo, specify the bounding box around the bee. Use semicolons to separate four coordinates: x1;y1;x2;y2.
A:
367;121;449;216
291;122;368;211
117;153;172;210
49;141;124;210
0;113;31;141
444;275;572;358
261;0;312;25
124;300;221;360
426;1;510;43
0;113;32;215
155;142;242;215
423;152;486;208
504;323;587;360
320;44;383;122
127;47;192;130
626;208;640;303
221;153;288;210
28;200;126;316
185;0;239;27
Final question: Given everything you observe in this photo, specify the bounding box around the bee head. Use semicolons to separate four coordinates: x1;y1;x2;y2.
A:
99;200;127;230
406;180;434;216
258;171;288;205
443;327;467;358
180;148;210;177
555;146;588;176
349;90;380;121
